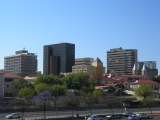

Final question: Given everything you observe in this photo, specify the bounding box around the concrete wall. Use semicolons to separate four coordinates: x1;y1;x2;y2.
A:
0;73;4;97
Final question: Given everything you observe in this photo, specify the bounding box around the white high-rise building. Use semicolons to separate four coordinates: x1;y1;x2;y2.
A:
75;57;94;65
107;47;138;75
4;50;37;77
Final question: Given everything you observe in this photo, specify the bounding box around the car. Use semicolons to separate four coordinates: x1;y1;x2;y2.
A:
128;114;141;120
86;115;103;120
123;111;133;117
6;113;21;119
135;113;151;119
106;114;122;119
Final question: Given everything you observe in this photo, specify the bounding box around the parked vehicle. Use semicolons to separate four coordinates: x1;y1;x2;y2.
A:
128;114;141;120
6;113;21;119
106;114;122;119
135;113;151;119
87;115;103;120
123;112;133;117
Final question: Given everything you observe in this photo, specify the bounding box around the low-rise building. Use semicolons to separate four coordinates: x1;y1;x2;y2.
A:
130;80;160;90
120;75;150;82
72;65;96;74
75;57;94;65
72;57;105;75
0;71;21;97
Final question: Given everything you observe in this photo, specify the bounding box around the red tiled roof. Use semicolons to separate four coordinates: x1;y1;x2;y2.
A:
153;90;159;93
121;75;148;78
113;80;126;84
4;72;21;78
130;80;160;85
0;71;21;78
116;77;124;80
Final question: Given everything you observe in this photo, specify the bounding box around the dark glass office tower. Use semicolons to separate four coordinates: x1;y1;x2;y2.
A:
43;43;75;75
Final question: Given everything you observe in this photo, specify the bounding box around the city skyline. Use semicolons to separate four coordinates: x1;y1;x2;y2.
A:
0;0;159;74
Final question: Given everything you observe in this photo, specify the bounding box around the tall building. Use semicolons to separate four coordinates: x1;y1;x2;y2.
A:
43;43;75;75
92;57;105;75
72;65;96;75
4;50;37;76
75;57;94;65
72;57;105;75
107;47;137;75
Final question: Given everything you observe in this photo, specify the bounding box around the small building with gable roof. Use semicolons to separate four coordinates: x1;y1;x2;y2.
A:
0;71;21;97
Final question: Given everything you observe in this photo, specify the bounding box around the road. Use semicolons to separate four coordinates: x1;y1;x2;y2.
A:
1;107;160;120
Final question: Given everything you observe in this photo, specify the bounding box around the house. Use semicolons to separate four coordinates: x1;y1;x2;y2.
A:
101;74;115;85
112;79;130;89
121;75;150;82
0;71;21;97
95;86;110;90
130;80;160;90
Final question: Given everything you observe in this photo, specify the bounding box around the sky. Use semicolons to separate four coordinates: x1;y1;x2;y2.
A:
0;0;160;74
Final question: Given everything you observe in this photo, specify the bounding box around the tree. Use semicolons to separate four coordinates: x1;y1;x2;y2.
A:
134;85;153;99
93;89;103;103
61;95;80;117
50;85;66;97
32;91;54;118
90;73;103;86
142;96;158;114
81;92;95;115
19;87;35;100
15;99;30;120
93;89;103;97
151;76;160;83
34;74;59;85
99;92;120;114
10;78;34;92
35;83;50;94
61;72;91;90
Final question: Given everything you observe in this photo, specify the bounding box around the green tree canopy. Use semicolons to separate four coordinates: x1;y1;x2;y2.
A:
10;78;34;92
50;85;66;97
151;76;160;83
61;72;91;90
34;74;59;85
35;83;50;94
134;85;153;99
142;96;158;114
93;89;103;98
19;87;35;99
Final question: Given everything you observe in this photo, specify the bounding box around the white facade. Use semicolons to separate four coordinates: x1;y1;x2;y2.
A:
75;57;94;65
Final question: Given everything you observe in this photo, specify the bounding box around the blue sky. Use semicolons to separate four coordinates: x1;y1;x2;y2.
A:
0;0;159;74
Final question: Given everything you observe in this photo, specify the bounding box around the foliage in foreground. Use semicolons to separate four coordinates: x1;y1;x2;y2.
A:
134;85;153;99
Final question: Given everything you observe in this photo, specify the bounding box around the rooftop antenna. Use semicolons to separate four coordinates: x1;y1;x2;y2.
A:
60;38;64;43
